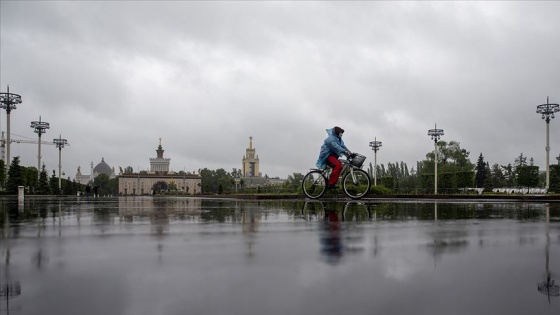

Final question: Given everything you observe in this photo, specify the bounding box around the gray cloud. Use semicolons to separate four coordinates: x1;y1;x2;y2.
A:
1;1;559;179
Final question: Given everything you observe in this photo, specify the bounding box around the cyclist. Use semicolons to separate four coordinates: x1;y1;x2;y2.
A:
315;126;352;189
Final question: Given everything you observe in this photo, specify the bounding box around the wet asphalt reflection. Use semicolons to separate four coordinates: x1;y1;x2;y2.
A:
1;196;560;315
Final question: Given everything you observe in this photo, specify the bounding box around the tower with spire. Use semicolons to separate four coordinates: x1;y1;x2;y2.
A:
242;136;260;177
149;138;171;174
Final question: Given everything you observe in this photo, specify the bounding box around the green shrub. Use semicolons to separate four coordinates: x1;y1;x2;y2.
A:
370;185;392;195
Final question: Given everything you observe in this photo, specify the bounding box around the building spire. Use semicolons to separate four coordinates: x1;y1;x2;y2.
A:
156;139;164;158
249;136;253;150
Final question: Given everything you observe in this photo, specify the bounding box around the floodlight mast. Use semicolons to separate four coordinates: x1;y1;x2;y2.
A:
0;85;22;170
536;97;560;189
369;137;382;186
53;135;69;191
428;124;444;194
30;116;50;178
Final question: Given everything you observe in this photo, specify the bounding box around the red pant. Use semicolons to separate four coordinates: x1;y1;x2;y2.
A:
327;155;342;186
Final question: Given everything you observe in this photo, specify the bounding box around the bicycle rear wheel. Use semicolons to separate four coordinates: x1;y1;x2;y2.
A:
342;201;371;221
302;170;327;199
342;168;371;199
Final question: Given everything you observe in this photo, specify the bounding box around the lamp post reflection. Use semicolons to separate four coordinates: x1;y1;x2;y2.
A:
1;203;22;314
537;204;559;301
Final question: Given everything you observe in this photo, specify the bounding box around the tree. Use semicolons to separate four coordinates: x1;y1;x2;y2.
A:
514;153;528;169
0;159;5;189
421;140;473;193
36;165;51;195
50;170;60;195
152;180;169;194
63;178;76;195
516;165;540;189
380;176;395;190
374;161;413;193
426;140;472;168
285;173;304;192
93;173;118;195
474;153;486;188
490;163;506;188
200;168;235;194
456;171;474;189
215;168;234;193
23;167;38;192
231;168;242;178
483;162;493;192
501;163;516;187
549;165;560;193
6;156;23;194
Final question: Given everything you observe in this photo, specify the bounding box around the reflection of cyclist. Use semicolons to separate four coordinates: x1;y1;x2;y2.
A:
320;211;343;264
316;126;351;189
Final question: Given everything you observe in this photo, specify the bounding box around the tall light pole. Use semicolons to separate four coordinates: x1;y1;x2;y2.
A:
369;137;382;186
53;135;68;191
428;124;444;194
30;116;50;177
536;97;559;189
0;86;22;169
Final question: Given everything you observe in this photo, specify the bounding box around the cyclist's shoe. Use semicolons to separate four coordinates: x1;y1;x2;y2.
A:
326;184;339;190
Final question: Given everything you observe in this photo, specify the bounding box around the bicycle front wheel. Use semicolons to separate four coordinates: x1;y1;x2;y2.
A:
342;169;371;199
302;170;327;199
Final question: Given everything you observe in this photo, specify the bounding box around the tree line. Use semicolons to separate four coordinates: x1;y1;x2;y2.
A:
0;156;105;195
1;139;554;196
196;140;549;195
363;141;547;194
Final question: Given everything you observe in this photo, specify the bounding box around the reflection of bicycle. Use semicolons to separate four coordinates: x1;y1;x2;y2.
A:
300;201;325;221
302;153;371;199
342;201;372;221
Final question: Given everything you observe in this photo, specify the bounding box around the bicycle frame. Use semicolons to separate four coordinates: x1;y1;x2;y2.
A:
323;159;359;183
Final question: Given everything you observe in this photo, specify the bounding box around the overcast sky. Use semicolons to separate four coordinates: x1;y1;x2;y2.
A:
1;1;559;179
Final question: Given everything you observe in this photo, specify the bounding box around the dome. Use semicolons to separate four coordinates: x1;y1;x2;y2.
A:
93;158;113;176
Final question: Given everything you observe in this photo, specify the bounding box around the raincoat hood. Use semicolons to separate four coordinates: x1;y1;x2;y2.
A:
315;128;350;169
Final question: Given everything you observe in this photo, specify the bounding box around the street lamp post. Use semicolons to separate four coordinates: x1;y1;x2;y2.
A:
0;86;22;169
53;135;68;191
428;124;444;194
369;137;382;186
30;116;50;177
536;97;559;189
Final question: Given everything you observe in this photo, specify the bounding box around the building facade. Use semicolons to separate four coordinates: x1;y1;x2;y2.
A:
75;158;116;185
118;140;201;195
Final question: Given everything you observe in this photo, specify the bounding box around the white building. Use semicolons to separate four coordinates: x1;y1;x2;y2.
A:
75;158;116;185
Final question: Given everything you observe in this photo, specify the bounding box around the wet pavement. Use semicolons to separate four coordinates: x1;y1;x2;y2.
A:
1;196;560;315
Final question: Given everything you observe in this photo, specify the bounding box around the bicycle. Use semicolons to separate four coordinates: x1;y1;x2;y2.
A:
302;153;371;199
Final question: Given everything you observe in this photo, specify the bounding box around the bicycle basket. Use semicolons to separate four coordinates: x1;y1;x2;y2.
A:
350;154;366;167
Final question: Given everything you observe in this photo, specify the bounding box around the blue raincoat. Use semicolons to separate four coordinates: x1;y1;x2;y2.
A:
315;128;350;169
